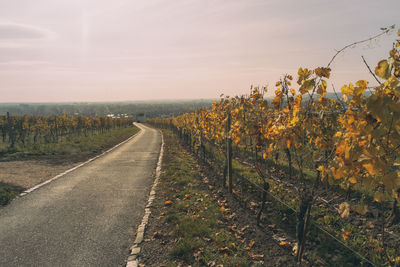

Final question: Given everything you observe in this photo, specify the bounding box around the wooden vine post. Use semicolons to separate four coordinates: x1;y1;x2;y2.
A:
255;164;270;226
296;193;312;262
226;112;233;193
6;112;15;148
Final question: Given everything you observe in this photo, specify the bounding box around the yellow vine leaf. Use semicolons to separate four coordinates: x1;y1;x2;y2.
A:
336;141;346;155
344;145;351;161
317;165;327;179
354;80;367;96
286;139;291;149
297;68;312;85
342;230;351;241
362;162;377;176
341;83;354;97
358;139;368;147
348;177;357;184
334;131;343;138
264;147;273;158
375;59;390;79
233;136;241;144
299;79;315;94
280;241;291;247
317;80;327;96
331;167;343;180
315;67;331;78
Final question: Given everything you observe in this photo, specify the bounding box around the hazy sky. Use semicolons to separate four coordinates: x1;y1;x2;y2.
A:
0;0;399;102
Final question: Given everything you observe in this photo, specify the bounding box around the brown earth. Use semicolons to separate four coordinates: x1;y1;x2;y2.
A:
0;157;85;190
139;130;296;266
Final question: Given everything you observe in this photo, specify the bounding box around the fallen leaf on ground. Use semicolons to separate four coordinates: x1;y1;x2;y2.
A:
153;231;163;238
248;252;264;260
219;247;229;252
341;230;351;241
279;241;291;248
338;202;350;218
240;225;249;232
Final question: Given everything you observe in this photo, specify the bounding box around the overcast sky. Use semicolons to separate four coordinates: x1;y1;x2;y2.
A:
0;0;399;102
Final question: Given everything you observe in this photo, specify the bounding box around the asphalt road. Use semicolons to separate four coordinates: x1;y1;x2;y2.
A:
0;124;161;267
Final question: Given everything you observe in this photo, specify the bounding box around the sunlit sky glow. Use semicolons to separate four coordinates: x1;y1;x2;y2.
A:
0;0;399;102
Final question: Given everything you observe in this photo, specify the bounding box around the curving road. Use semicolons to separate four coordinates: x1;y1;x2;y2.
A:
0;124;161;267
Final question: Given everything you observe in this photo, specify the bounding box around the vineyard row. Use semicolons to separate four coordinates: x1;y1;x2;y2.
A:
149;28;400;265
0;113;134;149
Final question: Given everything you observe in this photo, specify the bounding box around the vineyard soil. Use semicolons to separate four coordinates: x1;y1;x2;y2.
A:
0;159;81;189
139;129;295;266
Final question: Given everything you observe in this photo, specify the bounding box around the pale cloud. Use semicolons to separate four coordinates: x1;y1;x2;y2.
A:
0;60;49;67
0;21;55;49
0;23;48;39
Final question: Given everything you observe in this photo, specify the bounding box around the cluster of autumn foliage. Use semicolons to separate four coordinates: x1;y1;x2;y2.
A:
149;29;400;264
0;114;134;148
149;31;400;241
151;29;400;210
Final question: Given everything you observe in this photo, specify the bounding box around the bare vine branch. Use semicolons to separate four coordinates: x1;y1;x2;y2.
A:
361;55;382;85
327;27;394;68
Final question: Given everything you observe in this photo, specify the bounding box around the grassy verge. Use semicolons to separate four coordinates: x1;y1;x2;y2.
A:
0;125;140;161
142;130;253;266
0;182;24;205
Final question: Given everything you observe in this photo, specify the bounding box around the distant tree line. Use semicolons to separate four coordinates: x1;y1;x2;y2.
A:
0;100;214;118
